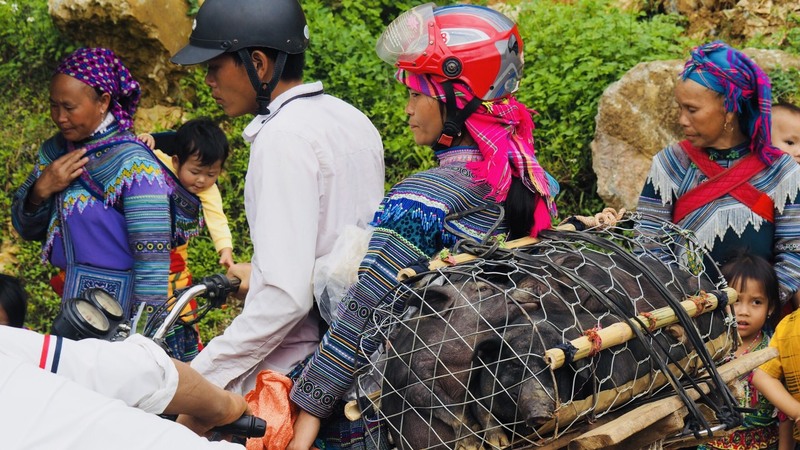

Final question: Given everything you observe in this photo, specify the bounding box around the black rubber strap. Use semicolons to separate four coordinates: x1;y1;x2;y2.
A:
433;81;482;150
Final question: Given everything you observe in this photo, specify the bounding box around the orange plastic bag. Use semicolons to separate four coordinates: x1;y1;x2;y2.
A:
244;370;298;450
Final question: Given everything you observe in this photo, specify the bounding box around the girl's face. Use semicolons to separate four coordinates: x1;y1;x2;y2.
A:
731;277;773;342
772;108;800;163
404;88;444;147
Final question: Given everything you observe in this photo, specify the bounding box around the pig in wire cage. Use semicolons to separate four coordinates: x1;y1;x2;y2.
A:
348;211;740;450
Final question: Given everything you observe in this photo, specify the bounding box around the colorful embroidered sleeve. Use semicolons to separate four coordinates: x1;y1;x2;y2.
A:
775;197;800;300
117;154;171;309
634;146;681;257
290;164;504;418
11;170;53;241
290;222;428;418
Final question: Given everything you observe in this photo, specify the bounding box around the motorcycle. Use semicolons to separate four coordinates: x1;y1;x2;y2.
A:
50;274;266;441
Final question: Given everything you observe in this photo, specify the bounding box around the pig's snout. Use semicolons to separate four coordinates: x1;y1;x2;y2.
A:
519;382;556;429
526;411;554;428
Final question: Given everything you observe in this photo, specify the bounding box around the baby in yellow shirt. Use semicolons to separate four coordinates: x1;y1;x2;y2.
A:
139;118;233;286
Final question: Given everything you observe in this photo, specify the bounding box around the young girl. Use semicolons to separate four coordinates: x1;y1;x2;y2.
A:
699;253;780;450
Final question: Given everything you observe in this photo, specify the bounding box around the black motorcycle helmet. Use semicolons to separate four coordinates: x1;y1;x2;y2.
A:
171;0;309;114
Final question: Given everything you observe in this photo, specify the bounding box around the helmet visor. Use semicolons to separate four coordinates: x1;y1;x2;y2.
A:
376;3;436;66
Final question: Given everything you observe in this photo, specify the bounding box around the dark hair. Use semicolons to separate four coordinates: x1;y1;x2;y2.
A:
773;101;800;116
174;118;230;167
505;177;538;239
234;47;305;81
0;274;27;328
437;101;540;239
720;253;780;330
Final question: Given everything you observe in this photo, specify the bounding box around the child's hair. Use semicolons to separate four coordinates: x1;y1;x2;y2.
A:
773;101;800;116
0;273;27;328
174;117;230;167
720;253;780;330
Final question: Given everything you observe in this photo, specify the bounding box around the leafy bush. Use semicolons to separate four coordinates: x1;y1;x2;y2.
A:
0;0;76;332
514;0;690;215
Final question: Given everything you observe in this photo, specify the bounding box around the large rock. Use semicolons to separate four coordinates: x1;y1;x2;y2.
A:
48;0;194;110
592;49;800;211
613;0;800;44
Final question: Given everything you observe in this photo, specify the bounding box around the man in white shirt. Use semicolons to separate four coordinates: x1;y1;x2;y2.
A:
0;326;248;449
171;0;385;395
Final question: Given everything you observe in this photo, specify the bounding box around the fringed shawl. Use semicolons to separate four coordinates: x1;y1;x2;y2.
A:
646;142;800;251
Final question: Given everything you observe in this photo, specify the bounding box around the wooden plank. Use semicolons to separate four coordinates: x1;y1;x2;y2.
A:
565;347;776;450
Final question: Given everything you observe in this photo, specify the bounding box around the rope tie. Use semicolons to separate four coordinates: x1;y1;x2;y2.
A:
584;327;603;357
560;207;626;230
640;311;658;332
555;341;579;365
689;290;709;315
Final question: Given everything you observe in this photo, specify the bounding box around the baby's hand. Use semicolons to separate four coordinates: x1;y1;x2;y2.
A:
218;247;234;269
137;133;156;149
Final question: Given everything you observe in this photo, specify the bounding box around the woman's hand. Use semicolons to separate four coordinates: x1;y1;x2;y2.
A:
287;410;321;450
226;262;251;299
30;148;88;205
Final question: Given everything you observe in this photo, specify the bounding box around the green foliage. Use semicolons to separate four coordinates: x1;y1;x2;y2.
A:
0;1;74;94
0;0;76;332
514;0;689;215
771;67;800;105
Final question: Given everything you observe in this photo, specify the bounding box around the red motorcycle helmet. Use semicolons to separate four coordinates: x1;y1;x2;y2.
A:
376;3;523;101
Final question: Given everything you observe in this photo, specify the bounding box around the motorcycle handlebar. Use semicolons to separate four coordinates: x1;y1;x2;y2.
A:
151;275;240;342
210;414;267;439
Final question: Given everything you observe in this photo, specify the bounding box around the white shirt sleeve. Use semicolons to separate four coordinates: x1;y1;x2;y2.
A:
0;326;178;414
191;129;321;389
0;354;242;450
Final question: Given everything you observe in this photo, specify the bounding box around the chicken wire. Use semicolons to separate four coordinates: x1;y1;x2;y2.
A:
351;212;738;449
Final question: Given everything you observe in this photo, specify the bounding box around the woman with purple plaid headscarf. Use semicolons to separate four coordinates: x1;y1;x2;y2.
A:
9;48;196;359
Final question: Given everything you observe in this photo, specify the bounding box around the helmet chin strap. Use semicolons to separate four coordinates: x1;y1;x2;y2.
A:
433;81;483;151
237;49;288;115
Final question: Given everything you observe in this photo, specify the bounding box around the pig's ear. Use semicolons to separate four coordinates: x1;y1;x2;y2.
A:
411;284;457;312
473;336;504;366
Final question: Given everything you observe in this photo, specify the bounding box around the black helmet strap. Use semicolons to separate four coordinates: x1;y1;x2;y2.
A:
434;81;482;151
237;48;288;115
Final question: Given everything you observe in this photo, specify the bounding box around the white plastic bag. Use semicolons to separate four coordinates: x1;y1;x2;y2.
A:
313;225;373;324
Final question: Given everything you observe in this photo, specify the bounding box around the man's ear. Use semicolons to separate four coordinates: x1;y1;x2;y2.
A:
250;50;272;82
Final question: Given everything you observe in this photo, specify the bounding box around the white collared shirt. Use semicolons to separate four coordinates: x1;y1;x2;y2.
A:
190;81;385;394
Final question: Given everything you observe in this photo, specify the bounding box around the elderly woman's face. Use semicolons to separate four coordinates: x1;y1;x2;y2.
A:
49;73;110;142
674;79;732;149
404;88;444;147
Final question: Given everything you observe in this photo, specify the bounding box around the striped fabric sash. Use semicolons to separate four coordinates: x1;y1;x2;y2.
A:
38;334;63;373
673;140;774;223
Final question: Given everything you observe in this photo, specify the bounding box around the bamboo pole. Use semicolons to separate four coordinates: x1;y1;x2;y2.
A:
544;287;738;370
396;224;577;281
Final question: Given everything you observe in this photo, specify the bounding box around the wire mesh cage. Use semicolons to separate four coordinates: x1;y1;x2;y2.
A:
352;212;738;449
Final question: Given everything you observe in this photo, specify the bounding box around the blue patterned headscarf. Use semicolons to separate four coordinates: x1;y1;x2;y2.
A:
56;47;140;132
680;40;783;164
